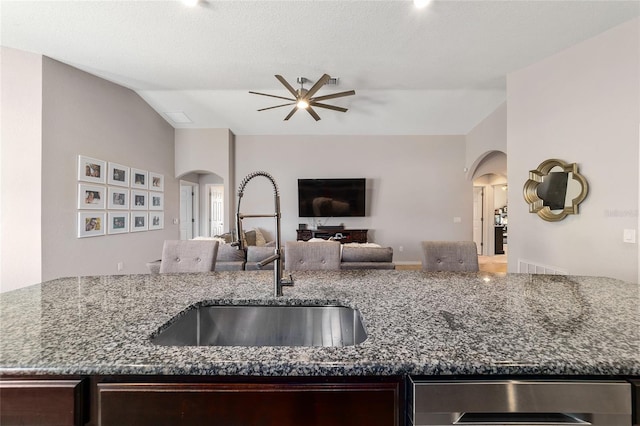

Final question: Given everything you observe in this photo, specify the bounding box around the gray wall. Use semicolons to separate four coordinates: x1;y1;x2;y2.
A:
235;135;472;263
507;18;639;283
40;58;178;281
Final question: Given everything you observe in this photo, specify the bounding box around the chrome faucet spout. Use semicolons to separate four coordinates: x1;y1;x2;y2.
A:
236;171;293;296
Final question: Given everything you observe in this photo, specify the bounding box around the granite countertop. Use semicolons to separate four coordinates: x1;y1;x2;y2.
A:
1;270;639;377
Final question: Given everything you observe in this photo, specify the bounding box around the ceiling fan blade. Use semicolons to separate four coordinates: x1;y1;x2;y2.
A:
249;91;296;102
303;74;331;100
257;102;296;112
283;106;298;121
275;75;299;98
310;90;356;102
310;102;348;113
306;106;321;121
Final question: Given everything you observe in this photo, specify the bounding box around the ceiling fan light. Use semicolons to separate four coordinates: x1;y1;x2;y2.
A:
297;100;309;109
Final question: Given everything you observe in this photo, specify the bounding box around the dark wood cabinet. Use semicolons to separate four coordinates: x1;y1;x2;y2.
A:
297;229;368;244
494;225;506;254
98;378;401;426
0;379;86;426
632;379;639;426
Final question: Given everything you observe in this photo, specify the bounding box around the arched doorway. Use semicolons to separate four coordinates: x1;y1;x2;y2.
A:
468;151;507;266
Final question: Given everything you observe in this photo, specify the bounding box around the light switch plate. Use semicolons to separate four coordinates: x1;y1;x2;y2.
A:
623;229;636;243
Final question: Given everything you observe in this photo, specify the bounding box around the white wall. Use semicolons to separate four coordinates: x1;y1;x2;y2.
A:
0;47;43;292
40;57;178;281
175;129;235;232
507;18;639;283
235;135;471;263
466;102;507;177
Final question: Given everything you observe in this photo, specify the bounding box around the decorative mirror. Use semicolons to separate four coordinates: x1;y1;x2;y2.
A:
523;159;588;222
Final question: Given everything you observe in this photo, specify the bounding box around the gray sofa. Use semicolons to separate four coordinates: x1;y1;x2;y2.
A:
148;242;395;273
340;246;395;270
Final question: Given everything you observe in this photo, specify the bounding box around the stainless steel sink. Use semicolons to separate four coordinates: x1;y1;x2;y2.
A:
151;304;368;347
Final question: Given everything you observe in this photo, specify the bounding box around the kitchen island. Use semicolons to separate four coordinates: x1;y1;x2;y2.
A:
1;270;639;425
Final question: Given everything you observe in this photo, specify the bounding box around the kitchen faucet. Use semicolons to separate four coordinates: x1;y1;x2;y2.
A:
235;171;293;296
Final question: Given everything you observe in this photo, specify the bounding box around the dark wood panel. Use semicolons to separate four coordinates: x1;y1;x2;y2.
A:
632;380;639;426
0;379;85;426
99;381;399;426
296;229;368;243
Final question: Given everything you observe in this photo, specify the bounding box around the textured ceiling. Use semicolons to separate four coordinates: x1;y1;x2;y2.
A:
2;0;639;134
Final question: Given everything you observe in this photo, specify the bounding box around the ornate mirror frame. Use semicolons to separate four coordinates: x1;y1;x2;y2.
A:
523;159;588;222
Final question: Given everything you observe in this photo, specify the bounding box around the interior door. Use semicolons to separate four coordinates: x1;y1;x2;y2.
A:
209;184;224;236
179;184;194;240
472;187;484;255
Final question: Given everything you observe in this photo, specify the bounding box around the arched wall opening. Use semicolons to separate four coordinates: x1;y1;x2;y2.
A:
469;151;507;258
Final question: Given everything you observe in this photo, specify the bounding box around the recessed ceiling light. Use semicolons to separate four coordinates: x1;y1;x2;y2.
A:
182;0;199;7
165;112;192;123
414;0;431;9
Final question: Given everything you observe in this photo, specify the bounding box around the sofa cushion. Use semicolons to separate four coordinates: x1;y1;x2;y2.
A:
245;246;283;271
217;244;246;262
341;246;393;263
341;262;395;270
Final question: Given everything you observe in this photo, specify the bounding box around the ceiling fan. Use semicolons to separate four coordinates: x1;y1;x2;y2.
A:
249;74;355;121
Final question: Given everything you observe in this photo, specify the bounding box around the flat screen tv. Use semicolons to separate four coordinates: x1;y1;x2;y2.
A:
298;178;366;217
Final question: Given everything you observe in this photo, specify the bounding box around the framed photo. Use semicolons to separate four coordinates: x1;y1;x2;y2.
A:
78;184;106;209
108;187;129;210
108;212;129;234
131;168;148;189
78;155;106;184
149;192;164;210
130;212;148;232
108;162;130;187
149;212;164;230
78;212;106;238
149;172;164;192
131;190;148;210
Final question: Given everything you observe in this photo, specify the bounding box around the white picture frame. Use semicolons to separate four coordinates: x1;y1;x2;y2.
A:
78;212;106;238
149;172;164;192
107;162;130;187
149;212;164;230
108;187;130;210
108;212;129;234
78;184;106;209
131;190;148;210
78;155;106;184
130;212;148;232
131;168;148;189
149;192;164;210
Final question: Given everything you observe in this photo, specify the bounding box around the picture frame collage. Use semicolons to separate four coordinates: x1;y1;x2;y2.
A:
77;155;165;238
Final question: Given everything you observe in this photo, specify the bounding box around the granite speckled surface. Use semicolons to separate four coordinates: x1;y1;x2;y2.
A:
1;270;638;377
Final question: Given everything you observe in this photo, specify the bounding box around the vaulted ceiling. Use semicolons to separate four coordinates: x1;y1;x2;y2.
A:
2;0;639;135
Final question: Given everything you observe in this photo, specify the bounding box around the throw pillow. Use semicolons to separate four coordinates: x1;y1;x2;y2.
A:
254;228;267;246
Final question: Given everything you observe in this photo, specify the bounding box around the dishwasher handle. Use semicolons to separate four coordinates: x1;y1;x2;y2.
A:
453;412;590;425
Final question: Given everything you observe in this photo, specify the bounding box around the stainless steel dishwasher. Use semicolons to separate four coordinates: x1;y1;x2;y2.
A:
408;378;631;425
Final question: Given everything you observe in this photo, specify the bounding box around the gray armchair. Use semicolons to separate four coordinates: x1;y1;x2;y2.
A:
159;240;219;273
284;241;341;271
420;241;479;272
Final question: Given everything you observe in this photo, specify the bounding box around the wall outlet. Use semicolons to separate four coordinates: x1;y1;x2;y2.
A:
623;229;636;244
453;217;462;223
399;246;404;252
173;218;179;225
117;262;124;272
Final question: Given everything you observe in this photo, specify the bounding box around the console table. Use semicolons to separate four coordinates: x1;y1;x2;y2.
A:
296;229;368;244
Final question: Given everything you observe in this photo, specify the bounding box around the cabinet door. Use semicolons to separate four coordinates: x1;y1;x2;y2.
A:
632;380;639;426
0;379;85;426
98;381;400;426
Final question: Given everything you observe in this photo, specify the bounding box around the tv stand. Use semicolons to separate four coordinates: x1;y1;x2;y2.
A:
296;229;368;244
